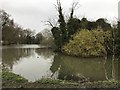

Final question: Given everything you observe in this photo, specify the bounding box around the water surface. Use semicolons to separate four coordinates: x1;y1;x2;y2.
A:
1;45;118;82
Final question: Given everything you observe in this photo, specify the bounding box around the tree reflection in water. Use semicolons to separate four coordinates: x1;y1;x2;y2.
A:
2;48;34;70
2;46;119;82
50;54;119;82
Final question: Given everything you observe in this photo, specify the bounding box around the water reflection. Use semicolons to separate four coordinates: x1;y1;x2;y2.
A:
2;45;119;82
50;54;118;82
2;45;54;82
2;48;35;70
35;48;55;60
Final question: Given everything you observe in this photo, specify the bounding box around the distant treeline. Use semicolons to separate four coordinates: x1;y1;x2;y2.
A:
0;10;53;46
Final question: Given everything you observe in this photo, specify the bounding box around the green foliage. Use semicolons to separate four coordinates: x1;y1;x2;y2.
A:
51;2;113;52
80;18;88;29
80;18;112;31
50;1;68;51
36;78;63;84
57;1;67;45
2;70;28;83
62;29;111;57
116;21;120;56
67;18;81;39
51;27;62;51
87;21;97;30
96;18;112;31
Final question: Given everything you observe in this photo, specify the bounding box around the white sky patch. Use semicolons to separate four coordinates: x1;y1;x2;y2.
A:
0;0;119;32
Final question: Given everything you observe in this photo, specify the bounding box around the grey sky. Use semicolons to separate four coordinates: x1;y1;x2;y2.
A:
0;0;119;33
118;1;120;20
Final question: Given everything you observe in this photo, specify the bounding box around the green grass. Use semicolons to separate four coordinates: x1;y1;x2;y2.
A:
36;78;64;84
2;69;28;83
2;69;120;88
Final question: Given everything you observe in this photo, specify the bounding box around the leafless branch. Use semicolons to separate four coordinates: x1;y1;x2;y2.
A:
70;1;80;19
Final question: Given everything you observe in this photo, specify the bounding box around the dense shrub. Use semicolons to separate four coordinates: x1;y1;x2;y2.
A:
62;29;111;57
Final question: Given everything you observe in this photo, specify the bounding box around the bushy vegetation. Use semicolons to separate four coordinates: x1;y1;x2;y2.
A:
50;1;113;52
50;0;120;58
62;29;111;57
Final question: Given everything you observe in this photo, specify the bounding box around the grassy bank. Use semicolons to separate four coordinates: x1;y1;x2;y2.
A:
2;70;120;88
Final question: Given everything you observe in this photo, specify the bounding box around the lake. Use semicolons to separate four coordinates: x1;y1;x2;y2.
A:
1;45;119;82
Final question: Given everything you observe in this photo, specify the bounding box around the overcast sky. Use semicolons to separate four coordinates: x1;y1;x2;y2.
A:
0;0;119;33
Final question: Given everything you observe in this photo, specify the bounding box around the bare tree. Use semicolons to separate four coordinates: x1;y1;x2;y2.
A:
44;18;58;28
70;1;79;19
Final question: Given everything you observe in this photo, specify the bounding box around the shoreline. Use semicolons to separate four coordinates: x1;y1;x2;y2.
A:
2;69;120;88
